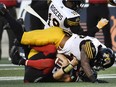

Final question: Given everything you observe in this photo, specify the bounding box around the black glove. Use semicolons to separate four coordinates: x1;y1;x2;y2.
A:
79;71;91;82
70;69;79;82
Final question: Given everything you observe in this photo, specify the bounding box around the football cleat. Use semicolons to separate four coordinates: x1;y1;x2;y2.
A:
10;45;26;65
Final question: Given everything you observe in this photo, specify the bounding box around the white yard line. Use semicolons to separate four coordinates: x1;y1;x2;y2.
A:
1;63;116;67
0;76;23;81
0;68;24;70
98;74;116;79
0;63;116;81
113;64;116;67
0;64;18;66
0;74;116;81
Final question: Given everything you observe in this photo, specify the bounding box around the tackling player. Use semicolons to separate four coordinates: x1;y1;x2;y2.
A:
0;3;115;83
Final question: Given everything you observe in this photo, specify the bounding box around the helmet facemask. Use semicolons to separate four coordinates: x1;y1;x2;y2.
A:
102;52;111;67
94;48;115;70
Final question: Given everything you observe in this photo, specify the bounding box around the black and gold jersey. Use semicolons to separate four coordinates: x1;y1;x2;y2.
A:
58;34;106;61
45;0;80;33
80;40;96;59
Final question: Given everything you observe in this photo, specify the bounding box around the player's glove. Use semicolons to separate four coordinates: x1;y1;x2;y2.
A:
97;18;109;29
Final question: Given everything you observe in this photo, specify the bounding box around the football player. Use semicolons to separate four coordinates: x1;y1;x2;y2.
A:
10;44;57;82
0;3;115;83
11;50;78;82
45;0;107;36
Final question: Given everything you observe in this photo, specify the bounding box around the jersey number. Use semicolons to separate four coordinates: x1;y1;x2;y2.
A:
48;13;60;27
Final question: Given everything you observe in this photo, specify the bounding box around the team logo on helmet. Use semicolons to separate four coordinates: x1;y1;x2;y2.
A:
98;48;115;69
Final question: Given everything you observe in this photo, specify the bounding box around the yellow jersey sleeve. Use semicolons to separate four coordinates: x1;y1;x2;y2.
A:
21;27;65;48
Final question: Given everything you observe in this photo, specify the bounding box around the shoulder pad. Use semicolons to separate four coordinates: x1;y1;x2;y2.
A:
80;40;96;59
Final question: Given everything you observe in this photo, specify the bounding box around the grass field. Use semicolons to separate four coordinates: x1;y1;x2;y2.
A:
0;58;116;87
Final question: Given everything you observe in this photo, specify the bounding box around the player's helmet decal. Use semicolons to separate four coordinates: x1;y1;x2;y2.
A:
95;48;115;69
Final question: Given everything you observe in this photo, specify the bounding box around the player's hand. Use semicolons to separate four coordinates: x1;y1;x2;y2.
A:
97;18;109;29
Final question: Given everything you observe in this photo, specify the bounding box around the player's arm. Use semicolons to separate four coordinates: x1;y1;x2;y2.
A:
85;18;109;36
56;53;69;67
64;17;80;34
64;17;80;28
80;45;97;83
53;54;78;81
31;44;57;56
53;54;69;80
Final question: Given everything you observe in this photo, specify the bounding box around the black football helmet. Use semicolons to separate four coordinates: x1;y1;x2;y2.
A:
62;0;85;12
94;48;115;70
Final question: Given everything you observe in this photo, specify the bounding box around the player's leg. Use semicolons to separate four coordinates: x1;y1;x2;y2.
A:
10;45;55;83
26;58;55;74
24;66;48;83
10;44;26;65
0;3;32;61
10;45;55;69
0;17;4;60
23;52;55;83
0;3;23;42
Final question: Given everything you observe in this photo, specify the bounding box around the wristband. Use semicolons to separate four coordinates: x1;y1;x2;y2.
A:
62;64;74;74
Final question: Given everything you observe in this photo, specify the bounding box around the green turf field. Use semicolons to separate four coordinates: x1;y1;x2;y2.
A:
0;58;116;87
